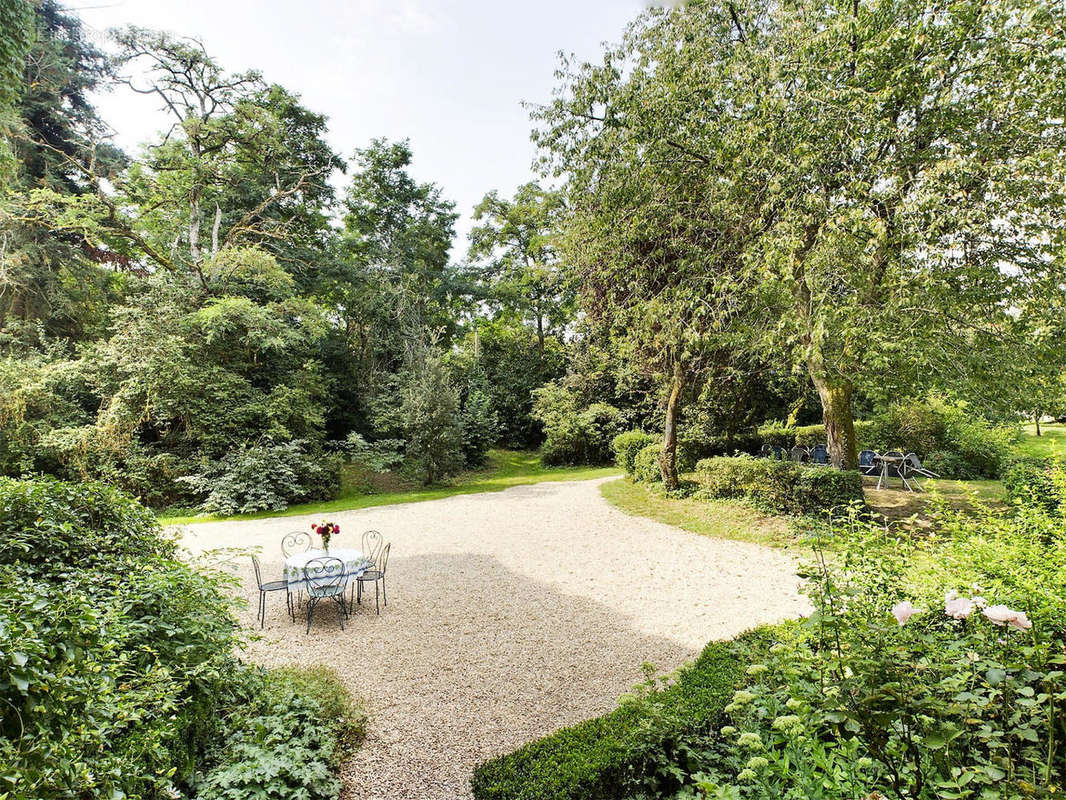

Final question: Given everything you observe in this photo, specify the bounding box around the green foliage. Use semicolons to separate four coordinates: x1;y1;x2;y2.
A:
865;401;1018;479
631;441;698;484
633;443;664;484
0;477;241;798
694;457;864;514
613;430;659;475
268;665;367;753
452;320;567;449
0;476;355;799
179;439;340;515
400;348;464;484
650;486;1066;799
459;382;501;467
470;630;772;800
755;421;874;451
1002;458;1064;513
0;0;34;112
533;382;624;466
192;667;361;800
537;0;1066;469
466;182;574;355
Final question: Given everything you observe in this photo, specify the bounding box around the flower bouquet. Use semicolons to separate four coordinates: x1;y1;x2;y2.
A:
312;521;340;551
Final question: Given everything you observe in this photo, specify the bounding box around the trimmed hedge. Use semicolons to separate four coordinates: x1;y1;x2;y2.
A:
470;629;773;800
633;443;663;483
756;420;874;450
678;431;764;461
612;430;659;475
694;456;864;514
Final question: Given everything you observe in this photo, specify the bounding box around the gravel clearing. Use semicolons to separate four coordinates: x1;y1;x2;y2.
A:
177;477;808;800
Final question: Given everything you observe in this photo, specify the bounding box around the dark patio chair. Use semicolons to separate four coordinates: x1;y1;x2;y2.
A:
789;445;809;463
772;445;788;461
350;530;384;610
858;450;879;475
759;443;773;458
811;444;829;465
251;555;293;629
355;542;390;615
304;556;348;634
901;452;939;491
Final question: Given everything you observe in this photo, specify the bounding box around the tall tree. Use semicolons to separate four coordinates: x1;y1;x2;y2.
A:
332;138;459;373
466;182;572;355
0;0;34;117
538;0;1066;468
0;0;125;343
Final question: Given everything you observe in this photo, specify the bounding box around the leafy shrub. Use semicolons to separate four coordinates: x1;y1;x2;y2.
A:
694;456;864;513
650;488;1066;799
179;439;341;515
0;477;354;800
632;441;698;483
612;430;659;475
1002;458;1064;513
633;443;663;483
0;477;241;799
269;665;367;753
401;350;466;484
470;630;772;800
756;422;794;449
193;667;361;800
865;400;1017;479
756;421;874;451
679;430;764;461
460;384;502;467
533;383;624;466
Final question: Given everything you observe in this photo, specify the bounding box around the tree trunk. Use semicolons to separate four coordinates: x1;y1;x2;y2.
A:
659;364;684;490
1035;413;1042;437
812;373;859;470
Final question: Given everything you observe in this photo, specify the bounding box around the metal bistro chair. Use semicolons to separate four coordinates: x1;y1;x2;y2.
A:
281;530;313;558
772;445;788;461
361;530;384;564
859;449;879;476
355;542;390;615
790;445;809;463
251;555;293;629
304;556;348;634
350;530;384;611
282;530;314;609
811;444;829;465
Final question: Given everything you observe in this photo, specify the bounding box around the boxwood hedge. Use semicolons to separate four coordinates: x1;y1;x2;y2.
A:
470;628;773;800
694;456;864;514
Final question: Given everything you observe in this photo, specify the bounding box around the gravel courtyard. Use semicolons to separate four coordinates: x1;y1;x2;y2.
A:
178;477;808;800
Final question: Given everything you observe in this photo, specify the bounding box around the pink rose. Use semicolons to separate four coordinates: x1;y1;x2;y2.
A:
945;596;974;619
891;601;922;626
983;605;1032;631
1008;611;1032;631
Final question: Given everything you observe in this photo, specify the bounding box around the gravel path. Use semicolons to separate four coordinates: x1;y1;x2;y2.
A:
178;477;808;800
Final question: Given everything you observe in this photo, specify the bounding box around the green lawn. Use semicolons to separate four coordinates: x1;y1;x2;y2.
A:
1017;422;1066;459
598;478;795;548
161;450;618;525
863;476;1005;520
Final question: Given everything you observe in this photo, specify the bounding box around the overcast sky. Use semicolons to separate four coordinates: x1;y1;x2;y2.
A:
73;0;647;248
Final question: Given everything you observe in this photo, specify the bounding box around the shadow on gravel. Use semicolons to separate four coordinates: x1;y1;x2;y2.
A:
233;552;699;800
